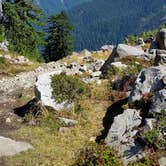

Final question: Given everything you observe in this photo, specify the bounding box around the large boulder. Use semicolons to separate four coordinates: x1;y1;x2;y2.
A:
129;65;166;103
101;44;145;72
105;109;141;145
156;29;166;50
150;89;166;113
35;71;73;111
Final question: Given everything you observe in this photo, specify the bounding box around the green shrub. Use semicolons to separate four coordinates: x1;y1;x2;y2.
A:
51;73;89;103
73;143;123;166
142;110;166;149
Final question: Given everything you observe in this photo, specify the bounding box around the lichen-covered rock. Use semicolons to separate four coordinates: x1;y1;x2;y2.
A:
129;65;166;103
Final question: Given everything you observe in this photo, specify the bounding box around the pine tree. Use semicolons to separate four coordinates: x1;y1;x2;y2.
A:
44;11;74;62
2;0;43;60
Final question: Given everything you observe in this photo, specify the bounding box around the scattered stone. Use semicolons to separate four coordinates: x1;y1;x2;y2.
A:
4;54;11;60
58;117;78;127
5;117;11;123
0;136;32;157
59;127;70;133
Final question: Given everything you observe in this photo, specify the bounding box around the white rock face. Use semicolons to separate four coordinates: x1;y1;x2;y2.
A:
129;65;166;103
35;70;73;111
0;136;32;157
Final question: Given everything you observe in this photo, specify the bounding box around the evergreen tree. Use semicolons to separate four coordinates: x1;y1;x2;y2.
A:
44;11;73;62
1;0;43;60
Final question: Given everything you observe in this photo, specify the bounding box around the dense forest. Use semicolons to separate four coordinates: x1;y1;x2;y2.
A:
67;0;166;51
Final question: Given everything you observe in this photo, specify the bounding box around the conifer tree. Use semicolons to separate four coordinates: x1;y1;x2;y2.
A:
44;11;73;62
1;0;43;59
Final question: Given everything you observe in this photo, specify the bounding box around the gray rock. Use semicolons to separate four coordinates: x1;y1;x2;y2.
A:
150;89;166;113
101;44;145;72
129;65;166;103
156;29;166;50
105;109;142;165
58;117;78;126
105;109;141;145
0;136;32;157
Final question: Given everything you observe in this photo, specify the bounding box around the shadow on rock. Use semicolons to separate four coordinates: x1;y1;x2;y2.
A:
96;97;128;143
14;98;41;117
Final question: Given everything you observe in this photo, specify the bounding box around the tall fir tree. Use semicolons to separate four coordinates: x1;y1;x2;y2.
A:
1;0;43;60
44;11;74;62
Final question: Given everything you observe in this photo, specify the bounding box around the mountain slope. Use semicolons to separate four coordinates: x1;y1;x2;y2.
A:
68;0;166;50
37;0;166;51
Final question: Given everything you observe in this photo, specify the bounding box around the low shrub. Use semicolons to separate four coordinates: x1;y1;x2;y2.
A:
73;143;123;166
51;73;89;103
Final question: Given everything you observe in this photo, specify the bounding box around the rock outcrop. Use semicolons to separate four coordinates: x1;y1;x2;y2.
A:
129;65;166;103
156;29;166;50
